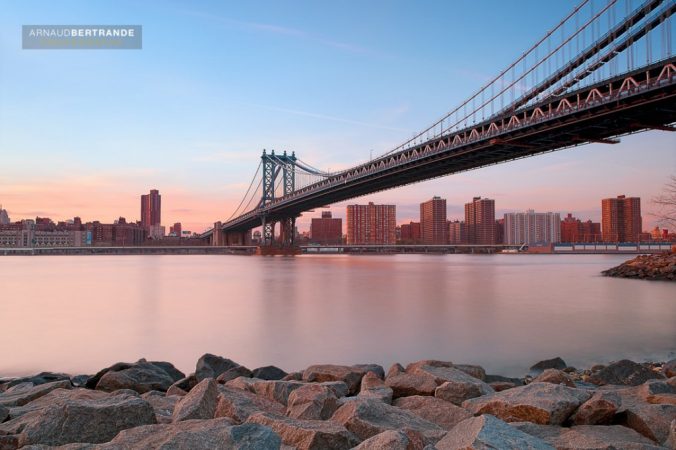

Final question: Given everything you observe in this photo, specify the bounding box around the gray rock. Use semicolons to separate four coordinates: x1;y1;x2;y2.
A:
302;365;366;395
435;415;554;449
148;361;185;382
195;353;240;381
252;380;311;406
664;359;676;378
532;369;575;387
385;369;438;398
358;372;393;404
282;372;303;381
286;384;340;420
433;368;494;405
330;397;445;444
453;364;487;381
247;411;359;450
69;375;90;388
172;378;218;422
168;373;198;396
141;390;179;424
78;419;281;449
393;395;472;430
0;405;7;422
95;361;175;394
637;379;676;405
5;372;70;389
252;366;288;381
352;364;385;379
569;390;620;425
217;366;253;384
665;419;676;449
617;402;676;445
513;422;664;450
485;374;524;386
462;382;592;425
215;385;285;423
0;388;156;447
352;430;415;450
318;381;349;398
588;359;664;386
0;380;72;407
529;357;567;374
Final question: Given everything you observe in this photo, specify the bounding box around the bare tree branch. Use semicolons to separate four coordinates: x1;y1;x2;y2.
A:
650;175;676;229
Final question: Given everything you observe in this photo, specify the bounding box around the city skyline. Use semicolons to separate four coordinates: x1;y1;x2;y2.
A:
1;1;674;233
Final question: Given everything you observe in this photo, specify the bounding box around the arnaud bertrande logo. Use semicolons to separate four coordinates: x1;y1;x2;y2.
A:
22;25;142;49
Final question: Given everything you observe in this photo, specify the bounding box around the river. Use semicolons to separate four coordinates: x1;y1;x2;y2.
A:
1;254;674;378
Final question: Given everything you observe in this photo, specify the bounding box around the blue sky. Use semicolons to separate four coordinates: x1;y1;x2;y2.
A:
1;0;674;232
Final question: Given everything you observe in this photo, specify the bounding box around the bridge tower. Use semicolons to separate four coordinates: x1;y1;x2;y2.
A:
260;150;298;246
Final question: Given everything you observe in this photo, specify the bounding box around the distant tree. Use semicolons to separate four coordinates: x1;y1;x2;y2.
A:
651;175;676;228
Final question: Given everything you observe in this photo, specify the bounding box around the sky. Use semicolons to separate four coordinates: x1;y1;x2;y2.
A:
0;0;674;233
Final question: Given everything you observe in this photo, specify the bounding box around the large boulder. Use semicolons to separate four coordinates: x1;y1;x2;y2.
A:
617;402;676;445
453;364;487;381
249;380;306;406
569;390;620;425
252;366;287;381
384;364;438;398
433;369;494;405
529;357;567;374
587;359;664;386
532;369;575;388
462;382;592;425
83;419;282;449
0;388;156;447
247;411;359;450
286;384;340;420
195;353;240;381
435;414;553;450
393;395;472;430
217;366;253;384
352;430;420;450
302;365;366;395
215;385;285;423
0;380;72;407
147;361;185;382
172;378;218;422
358;372;393;404
94;361;175;393
330;397;445;444
141;390;179;424
637;379;676;405
513;422;664;450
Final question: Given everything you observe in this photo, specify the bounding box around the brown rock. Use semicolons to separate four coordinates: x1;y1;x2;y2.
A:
167;374;197;396
569;390;620;425
330;397;445;444
358;372;393;404
435;415;553;450
453;364;486;381
489;381;516;392
433;369;494;405
252;380;306;406
0;405;7;423
302;365;366;395
141;390;179;424
513;422;664;450
247;411;359;450
664;419;675;449
216;366;253;384
462;382;592;425
95;361;174;394
282;372;303;381
529;357;567;374
352;364;385;379
618;402;676;445
587;359;664;386
195;353;240;381
215;385;285;423
393;395;472;430
352;430;423;450
532;369;575;388
286;384;340;420
0;380;72;407
638;379;676;405
386;363;405;378
0;388;156;447
664;359;676;378
172;378;218;422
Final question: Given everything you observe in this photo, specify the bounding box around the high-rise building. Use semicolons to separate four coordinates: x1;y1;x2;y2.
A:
448;220;467;244
560;213;602;242
346;202;396;245
465;197;497;245
141;189;161;232
310;211;343;245
170;222;182;236
420;196;447;244
503;210;561;244
400;221;421;243
601;195;642;242
0;205;9;225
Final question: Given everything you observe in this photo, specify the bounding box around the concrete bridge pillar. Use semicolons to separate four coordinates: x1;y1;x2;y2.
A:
212;222;223;246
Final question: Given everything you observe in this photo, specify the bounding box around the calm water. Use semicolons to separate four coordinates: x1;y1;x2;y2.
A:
1;254;674;378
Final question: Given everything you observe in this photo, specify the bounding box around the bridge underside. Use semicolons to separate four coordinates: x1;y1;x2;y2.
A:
212;60;676;238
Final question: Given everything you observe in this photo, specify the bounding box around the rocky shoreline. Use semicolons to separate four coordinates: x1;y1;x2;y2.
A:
603;252;676;281
1;355;675;449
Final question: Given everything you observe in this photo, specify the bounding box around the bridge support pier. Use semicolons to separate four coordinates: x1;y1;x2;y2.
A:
279;216;296;247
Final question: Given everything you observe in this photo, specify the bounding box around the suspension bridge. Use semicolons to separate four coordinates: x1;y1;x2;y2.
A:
202;0;676;247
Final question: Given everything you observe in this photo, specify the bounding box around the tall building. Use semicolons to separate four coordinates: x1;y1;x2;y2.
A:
400;221;421;243
465;197;497;245
346;202;396;245
601;195;642;242
503;210;561;244
0;205;9;225
448;220;467;244
310;211;343;245
560;213;601;242
141;189;161;232
420;197;447;244
170;222;182;236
